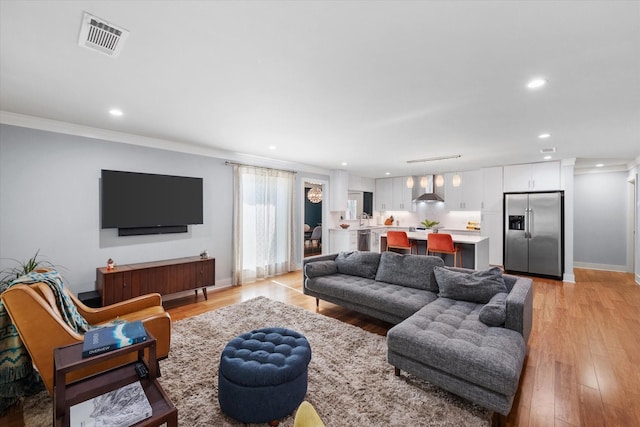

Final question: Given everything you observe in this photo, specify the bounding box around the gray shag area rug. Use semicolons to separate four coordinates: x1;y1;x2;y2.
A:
23;296;491;426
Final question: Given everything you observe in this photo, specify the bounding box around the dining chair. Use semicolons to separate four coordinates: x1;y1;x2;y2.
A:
309;226;322;250
427;233;463;267
386;231;413;254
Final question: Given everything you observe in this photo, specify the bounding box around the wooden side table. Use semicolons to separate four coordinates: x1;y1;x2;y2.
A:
53;332;177;427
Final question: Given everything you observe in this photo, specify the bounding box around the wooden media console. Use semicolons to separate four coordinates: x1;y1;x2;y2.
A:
97;256;215;306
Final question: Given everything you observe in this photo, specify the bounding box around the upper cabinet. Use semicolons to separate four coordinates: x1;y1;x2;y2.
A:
481;166;504;212
503;161;560;192
391;177;414;210
375;178;393;211
330;170;349;211
444;170;482;211
375;177;415;211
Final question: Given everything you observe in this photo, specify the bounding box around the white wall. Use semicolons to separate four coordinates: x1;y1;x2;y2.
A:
0;124;234;294
574;170;630;271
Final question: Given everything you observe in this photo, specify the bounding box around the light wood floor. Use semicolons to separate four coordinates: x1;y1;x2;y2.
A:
2;268;638;426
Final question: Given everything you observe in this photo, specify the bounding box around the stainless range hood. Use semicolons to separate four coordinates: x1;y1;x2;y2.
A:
411;175;444;202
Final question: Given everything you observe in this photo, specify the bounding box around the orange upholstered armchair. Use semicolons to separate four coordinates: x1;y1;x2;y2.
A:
1;282;171;394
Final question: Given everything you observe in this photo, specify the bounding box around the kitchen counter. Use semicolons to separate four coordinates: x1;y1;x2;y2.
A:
380;232;490;270
331;225;387;231
438;227;481;236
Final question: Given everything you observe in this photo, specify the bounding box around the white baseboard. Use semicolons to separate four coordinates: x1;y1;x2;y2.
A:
573;262;631;273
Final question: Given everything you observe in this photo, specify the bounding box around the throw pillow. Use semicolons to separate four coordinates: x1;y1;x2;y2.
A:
374;251;443;291
335;251;381;279
479;292;508;326
304;260;338;278
434;266;507;303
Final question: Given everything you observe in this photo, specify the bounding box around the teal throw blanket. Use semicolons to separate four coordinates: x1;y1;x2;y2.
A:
0;271;91;412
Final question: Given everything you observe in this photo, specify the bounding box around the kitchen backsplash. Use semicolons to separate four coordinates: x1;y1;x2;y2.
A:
329;203;481;230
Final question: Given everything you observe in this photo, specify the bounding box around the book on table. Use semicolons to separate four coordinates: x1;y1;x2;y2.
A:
70;380;152;427
82;320;147;358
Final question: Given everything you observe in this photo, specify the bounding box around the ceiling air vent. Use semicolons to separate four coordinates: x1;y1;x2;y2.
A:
540;147;557;154
78;12;129;57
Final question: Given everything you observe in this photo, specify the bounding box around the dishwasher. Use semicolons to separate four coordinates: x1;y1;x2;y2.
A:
357;229;371;251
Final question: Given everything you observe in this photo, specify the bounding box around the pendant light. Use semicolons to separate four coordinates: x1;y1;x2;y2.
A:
307;187;323;203
406;176;414;189
435;174;444;187
452;173;462;187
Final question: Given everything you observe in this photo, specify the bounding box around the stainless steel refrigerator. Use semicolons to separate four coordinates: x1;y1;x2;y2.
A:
504;191;563;279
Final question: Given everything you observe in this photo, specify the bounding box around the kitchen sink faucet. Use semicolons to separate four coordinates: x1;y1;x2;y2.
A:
359;212;369;226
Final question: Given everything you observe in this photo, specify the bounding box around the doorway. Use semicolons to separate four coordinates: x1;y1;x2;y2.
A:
303;182;324;258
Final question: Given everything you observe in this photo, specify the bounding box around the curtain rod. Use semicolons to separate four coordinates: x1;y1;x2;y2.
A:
224;161;297;174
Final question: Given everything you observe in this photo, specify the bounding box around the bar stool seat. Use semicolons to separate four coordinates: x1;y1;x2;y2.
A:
386;231;414;254
427;233;463;267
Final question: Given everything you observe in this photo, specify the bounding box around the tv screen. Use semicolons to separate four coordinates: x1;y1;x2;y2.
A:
101;170;203;232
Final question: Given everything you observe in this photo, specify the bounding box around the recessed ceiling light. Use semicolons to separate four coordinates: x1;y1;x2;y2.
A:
109;108;123;116
385;172;391;176
527;78;547;89
543;155;552;160
268;145;276;150
595;163;604;167
538;133;551;139
341;162;348;166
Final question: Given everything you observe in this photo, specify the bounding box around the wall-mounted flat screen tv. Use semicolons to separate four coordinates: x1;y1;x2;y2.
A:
101;169;203;236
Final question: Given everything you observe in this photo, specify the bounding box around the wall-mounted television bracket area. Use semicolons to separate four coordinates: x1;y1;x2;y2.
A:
118;225;188;236
101;169;203;237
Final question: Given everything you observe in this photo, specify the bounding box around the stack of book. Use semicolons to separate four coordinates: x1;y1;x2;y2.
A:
82;320;147;358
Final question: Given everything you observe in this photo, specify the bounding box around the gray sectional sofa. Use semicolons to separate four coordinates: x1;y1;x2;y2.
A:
302;250;533;415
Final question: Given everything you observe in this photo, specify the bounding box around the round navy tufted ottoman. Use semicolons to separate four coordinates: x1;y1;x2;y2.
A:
218;327;312;425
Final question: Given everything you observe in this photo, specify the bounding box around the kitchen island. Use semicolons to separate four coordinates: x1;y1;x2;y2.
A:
380;232;490;270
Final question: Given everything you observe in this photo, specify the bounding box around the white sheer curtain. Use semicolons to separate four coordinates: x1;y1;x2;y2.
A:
232;164;296;284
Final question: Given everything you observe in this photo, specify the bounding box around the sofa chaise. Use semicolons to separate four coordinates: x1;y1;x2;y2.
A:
303;251;533;415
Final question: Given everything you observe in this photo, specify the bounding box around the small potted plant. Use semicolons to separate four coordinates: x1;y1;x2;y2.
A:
420;219;440;231
0;250;54;292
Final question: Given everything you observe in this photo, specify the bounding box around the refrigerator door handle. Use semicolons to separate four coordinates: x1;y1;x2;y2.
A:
525;208;531;239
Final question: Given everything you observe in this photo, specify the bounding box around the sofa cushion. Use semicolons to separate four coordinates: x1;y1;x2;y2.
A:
305;274;437;320
387;298;526;396
375;252;444;292
335;251;381;279
304;260;338;278
479;292;508;326
434;266;507;303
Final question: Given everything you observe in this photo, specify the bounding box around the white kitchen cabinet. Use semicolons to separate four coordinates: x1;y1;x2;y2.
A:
375;177;414;211
481;211;503;266
444;170;482;211
370;227;387;252
392;177;414;210
503;161;560;192
329;229;357;252
480;166;504;266
375;178;393;211
330;170;349;211
481;166;504;211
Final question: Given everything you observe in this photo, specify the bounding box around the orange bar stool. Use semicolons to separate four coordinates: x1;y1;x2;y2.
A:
386;231;414;254
427;233;463;267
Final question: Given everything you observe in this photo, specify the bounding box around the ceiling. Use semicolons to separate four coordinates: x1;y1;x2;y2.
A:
1;1;639;178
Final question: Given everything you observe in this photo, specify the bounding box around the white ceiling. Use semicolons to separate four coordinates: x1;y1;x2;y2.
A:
1;1;639;178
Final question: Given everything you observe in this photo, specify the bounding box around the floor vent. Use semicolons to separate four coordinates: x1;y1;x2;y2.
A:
78;12;129;57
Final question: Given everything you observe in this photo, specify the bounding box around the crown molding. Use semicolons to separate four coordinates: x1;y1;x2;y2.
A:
0;110;330;175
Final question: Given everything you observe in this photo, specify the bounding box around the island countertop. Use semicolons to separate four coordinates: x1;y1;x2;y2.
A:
379;232;490;270
382;232;488;245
